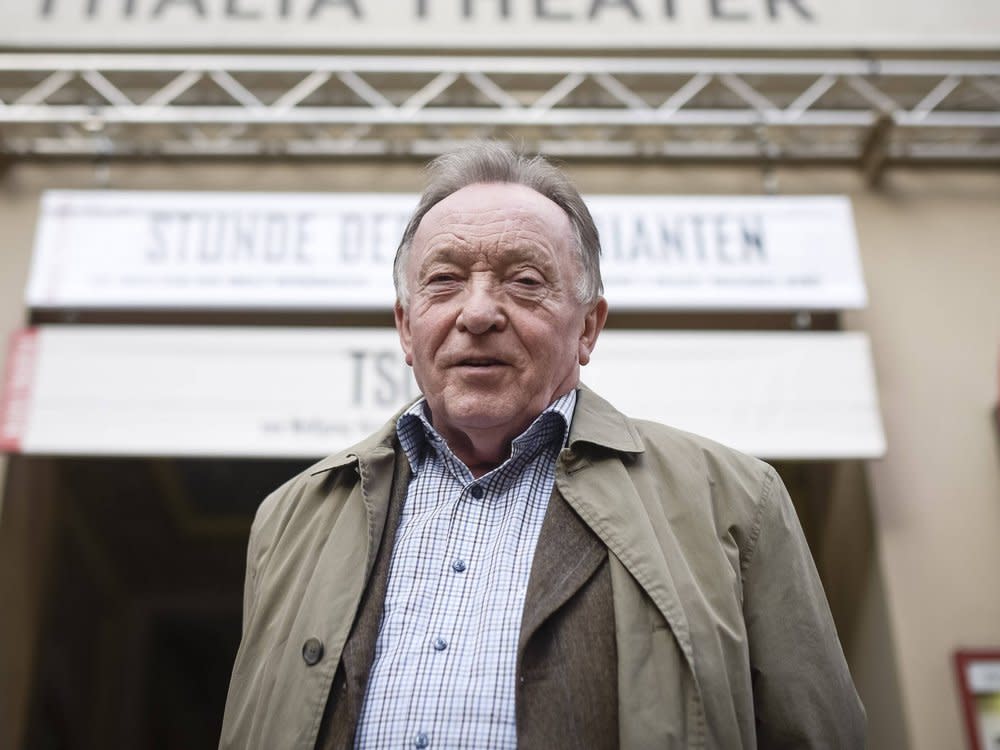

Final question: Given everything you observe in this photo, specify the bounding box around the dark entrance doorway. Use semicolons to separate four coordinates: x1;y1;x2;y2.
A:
3;455;311;750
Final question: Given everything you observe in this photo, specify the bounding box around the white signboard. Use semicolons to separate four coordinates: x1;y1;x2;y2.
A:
594;195;865;310
0;326;885;459
27;191;866;311
29;191;410;311
3;0;998;50
969;663;1000;694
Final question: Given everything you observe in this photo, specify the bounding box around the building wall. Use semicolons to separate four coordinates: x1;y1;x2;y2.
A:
847;170;1000;750
2;160;998;749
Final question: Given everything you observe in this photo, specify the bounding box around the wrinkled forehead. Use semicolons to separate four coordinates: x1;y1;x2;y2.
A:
409;182;574;265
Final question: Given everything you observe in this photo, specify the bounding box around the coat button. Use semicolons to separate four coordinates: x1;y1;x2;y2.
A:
302;638;324;666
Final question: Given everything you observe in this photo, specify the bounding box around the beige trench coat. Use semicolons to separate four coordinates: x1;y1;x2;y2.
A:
220;387;864;749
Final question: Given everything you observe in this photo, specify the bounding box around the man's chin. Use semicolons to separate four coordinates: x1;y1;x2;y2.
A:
433;398;532;437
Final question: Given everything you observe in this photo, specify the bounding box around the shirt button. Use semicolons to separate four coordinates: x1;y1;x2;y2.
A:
413;731;430;748
301;638;324;666
451;559;467;573
470;484;485;499
433;637;448;651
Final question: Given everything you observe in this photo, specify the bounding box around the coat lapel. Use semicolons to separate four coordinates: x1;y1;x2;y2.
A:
558;387;698;679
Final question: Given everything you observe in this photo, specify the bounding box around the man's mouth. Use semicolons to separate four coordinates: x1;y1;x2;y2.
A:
456;358;505;368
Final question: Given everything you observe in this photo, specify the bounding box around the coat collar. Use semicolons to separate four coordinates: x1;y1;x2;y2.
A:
567;384;645;456
307;383;644;477
307;405;408;476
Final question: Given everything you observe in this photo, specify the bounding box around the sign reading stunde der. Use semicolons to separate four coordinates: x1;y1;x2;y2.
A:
27;190;866;311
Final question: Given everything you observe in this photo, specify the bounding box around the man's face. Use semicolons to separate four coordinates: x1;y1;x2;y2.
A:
395;182;607;450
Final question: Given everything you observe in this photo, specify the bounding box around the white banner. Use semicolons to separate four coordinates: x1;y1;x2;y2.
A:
27;190;867;311
3;0;998;50
0;326;885;459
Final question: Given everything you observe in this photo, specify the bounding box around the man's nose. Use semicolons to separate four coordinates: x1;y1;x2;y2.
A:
456;278;506;335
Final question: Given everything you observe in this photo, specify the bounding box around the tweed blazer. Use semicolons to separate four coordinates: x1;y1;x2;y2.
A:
220;387;865;749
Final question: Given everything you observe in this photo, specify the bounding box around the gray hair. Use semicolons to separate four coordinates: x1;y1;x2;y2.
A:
393;141;603;307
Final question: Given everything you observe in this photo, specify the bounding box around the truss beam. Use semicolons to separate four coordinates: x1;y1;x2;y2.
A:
0;53;996;164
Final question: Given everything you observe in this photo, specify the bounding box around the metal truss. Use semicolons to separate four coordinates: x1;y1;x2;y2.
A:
0;53;998;173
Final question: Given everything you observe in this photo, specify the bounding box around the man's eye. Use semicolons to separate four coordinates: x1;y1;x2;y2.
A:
429;274;456;284
513;276;541;287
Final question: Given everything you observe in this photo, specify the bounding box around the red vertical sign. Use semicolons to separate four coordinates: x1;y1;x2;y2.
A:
0;329;39;453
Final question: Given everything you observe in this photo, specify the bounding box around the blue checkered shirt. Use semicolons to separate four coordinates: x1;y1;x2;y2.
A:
353;390;577;750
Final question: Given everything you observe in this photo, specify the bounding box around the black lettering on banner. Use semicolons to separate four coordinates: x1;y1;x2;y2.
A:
210;214;232;262
233;214;258;261
767;0;814;19
464;0;511;19
86;0;99;17
709;0;749;20
39;0;56;17
226;0;261;19
370;213;387;262
535;0;572;20
374;351;402;406
741;215;766;259
713;214;734;263
263;213;288;262
370;213;404;263
663;0;676;18
415;0;429;18
201;213;223;262
147;213;169;262
602;215;622;260
340;213;363;262
308;0;362;18
629;216;654;260
589;0;640;20
295;214;313;263
153;0;207;18
174;212;193;259
125;0;140;17
350;350;415;407
279;0;293;17
658;218;683;259
690;215;708;260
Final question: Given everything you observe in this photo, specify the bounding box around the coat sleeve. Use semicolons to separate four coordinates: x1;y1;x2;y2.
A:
241;517;259;638
741;466;866;749
238;481;286;637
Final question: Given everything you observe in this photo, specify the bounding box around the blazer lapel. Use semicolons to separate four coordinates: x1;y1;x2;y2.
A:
519;486;607;653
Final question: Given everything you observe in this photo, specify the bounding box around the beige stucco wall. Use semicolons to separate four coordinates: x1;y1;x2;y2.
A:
847;170;1000;750
2;161;999;750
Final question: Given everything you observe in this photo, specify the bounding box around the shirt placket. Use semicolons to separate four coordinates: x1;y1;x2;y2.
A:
365;394;574;750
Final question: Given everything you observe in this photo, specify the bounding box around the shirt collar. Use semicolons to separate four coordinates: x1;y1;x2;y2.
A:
396;389;578;475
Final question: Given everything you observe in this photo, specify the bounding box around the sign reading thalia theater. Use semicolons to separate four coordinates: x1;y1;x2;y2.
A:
5;0;999;49
27;190;866;311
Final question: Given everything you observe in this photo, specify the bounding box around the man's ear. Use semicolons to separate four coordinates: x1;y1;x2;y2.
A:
578;297;609;366
394;301;414;366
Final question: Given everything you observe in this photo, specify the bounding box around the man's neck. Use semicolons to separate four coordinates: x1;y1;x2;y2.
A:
434;425;518;478
415;389;577;478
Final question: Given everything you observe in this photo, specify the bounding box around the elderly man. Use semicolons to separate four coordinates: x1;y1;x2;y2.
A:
220;142;864;749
